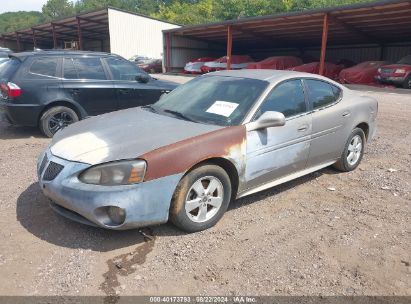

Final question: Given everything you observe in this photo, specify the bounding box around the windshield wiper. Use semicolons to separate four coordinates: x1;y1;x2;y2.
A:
142;105;157;113
163;109;196;122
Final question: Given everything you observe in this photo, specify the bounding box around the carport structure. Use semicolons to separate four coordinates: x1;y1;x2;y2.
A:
163;0;411;74
0;7;179;59
1;9;110;52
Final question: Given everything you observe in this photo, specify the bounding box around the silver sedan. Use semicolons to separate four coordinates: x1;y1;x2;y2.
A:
37;70;378;232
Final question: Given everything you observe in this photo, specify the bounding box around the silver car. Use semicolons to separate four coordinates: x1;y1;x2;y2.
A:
37;70;378;232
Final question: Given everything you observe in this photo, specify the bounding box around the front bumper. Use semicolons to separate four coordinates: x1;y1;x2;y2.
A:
37;149;183;230
0;100;43;126
375;75;405;85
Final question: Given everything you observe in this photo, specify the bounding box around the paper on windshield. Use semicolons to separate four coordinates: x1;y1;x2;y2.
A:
206;101;239;117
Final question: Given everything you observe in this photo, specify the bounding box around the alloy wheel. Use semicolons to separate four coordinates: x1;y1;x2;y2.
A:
184;176;224;223
347;134;363;166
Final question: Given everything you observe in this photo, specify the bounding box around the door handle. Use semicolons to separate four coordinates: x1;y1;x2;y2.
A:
69;88;80;95
297;125;308;132
118;89;131;95
342;111;351;117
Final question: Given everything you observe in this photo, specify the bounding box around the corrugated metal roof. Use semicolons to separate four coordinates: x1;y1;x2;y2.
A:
164;0;411;48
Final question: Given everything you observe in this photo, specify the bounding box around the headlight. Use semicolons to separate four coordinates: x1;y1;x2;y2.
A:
79;160;146;185
377;68;381;73
395;68;406;74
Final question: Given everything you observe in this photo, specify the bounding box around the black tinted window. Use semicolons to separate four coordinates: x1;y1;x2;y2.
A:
63;57;106;80
305;79;339;109
29;57;58;78
105;57;146;81
256;80;306;118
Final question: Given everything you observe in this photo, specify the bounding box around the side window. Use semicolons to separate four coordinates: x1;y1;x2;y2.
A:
63;57;107;80
28;57;58;78
305;79;339;110
105;57;146;81
255;79;307;119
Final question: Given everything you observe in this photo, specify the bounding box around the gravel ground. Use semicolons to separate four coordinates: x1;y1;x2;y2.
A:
0;77;410;299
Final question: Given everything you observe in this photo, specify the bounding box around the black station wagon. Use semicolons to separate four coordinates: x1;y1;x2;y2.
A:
0;50;177;137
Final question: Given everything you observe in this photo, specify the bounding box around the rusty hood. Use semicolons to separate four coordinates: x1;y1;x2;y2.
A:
50;107;223;165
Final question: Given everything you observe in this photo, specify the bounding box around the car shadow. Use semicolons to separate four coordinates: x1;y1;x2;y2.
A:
17;167;341;252
230;167;338;211
0;121;44;140
16;183;186;252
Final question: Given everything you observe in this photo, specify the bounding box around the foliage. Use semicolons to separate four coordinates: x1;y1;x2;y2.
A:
42;0;76;20
0;11;45;33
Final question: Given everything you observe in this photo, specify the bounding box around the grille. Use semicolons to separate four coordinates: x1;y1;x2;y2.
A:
43;161;64;181
39;154;48;175
380;68;394;74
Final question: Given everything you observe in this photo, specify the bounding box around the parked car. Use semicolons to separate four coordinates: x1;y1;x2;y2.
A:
289;62;344;81
0;51;177;137
201;55;253;73
137;58;162;73
37;70;378;232
0;47;11;57
339;61;390;85
246;56;302;70
129;55;149;63
376;55;411;89
184;57;216;74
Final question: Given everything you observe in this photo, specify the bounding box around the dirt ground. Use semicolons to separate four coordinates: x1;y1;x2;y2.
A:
0;77;410;299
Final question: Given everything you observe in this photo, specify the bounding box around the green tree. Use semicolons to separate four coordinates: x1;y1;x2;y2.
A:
42;0;76;20
0;11;45;33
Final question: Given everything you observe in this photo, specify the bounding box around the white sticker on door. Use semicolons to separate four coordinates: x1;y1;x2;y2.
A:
206;101;239;117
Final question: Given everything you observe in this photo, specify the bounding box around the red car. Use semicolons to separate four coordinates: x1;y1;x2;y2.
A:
376;55;411;89
137;59;162;73
246;56;302;70
339;61;390;85
288;62;344;81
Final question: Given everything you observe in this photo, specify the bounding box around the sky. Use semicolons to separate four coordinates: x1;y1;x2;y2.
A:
0;0;49;13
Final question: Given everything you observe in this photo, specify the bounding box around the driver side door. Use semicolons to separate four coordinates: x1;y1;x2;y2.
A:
104;57;159;110
244;79;312;192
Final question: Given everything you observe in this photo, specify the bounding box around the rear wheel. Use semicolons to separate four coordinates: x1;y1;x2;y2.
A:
169;165;231;232
403;75;411;89
333;128;365;172
39;106;79;138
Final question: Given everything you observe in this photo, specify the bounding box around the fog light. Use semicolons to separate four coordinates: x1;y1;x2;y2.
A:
107;206;126;225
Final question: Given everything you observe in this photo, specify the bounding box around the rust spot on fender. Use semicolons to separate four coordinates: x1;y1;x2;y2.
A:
140;125;246;181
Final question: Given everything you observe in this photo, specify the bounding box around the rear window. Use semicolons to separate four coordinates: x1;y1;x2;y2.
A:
28;57;58;78
0;57;21;81
63;57;107;80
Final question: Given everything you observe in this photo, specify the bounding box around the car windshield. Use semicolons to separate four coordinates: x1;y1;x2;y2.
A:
398;55;411;65
150;75;268;126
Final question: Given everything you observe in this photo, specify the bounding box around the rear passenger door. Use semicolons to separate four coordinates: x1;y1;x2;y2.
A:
62;57;117;116
104;57;163;110
303;79;347;167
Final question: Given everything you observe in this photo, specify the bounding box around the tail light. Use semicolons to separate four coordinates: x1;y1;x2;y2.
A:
0;82;22;98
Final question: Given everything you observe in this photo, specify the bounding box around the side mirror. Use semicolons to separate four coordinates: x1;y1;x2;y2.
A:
135;74;150;83
246;111;286;131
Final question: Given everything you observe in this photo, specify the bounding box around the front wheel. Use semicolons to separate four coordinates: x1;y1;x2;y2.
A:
39;106;79;138
169;165;232;233
403;75;411;89
333;128;365;172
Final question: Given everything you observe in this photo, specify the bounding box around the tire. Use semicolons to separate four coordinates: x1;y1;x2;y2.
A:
39;106;79;138
333;128;365;172
402;75;411;89
169;164;232;233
